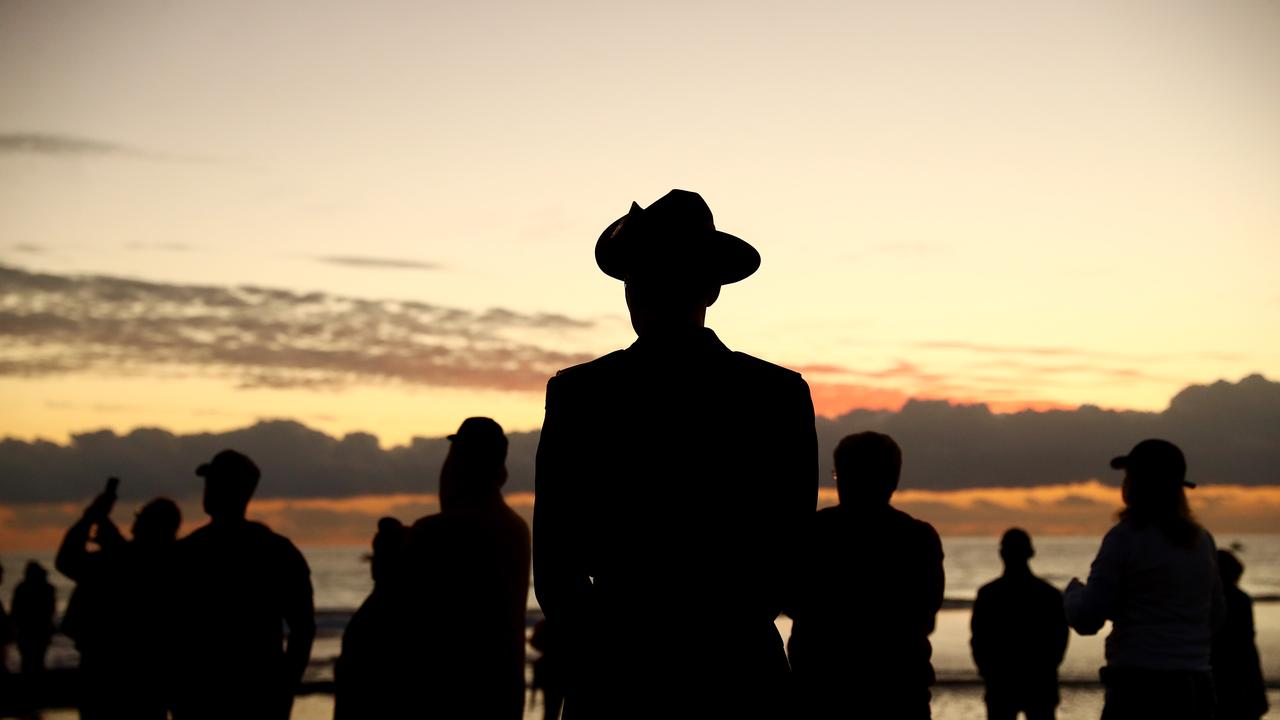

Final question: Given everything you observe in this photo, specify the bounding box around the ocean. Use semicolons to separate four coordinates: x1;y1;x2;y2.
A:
4;534;1278;718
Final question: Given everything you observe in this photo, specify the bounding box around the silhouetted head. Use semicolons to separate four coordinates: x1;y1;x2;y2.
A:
1217;549;1244;587
23;561;47;583
595;190;759;337
196;449;260;522
439;417;508;510
370;516;405;585
132;497;182;545
1113;439;1200;546
1000;527;1035;569
834;431;902;506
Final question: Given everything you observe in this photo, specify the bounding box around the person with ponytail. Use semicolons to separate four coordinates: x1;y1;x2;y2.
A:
1064;439;1226;720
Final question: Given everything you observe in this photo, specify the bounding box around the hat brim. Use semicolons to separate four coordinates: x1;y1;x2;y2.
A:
1110;455;1196;488
195;462;212;477
595;215;761;285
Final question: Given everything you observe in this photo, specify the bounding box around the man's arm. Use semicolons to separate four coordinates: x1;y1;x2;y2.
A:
56;484;121;580
533;376;593;625
922;524;945;635
281;543;316;687
775;375;818;618
969;587;990;676
1051;589;1070;665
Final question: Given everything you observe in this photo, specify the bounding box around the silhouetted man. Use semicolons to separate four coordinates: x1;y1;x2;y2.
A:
0;563;12;714
57;478;182;720
334;517;406;720
534;190;818;717
174;450;315;720
787;431;944;719
402;417;531;718
12;561;56;677
0;563;10;669
1212;550;1268;720
970;528;1068;720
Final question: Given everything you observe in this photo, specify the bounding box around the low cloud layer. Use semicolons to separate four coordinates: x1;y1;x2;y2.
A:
0;264;593;391
0;375;1274;508
820;374;1280;490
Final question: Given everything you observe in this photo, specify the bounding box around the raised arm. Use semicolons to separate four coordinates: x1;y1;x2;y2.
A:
56;484;121;581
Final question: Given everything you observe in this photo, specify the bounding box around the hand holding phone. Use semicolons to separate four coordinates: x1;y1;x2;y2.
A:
86;477;120;521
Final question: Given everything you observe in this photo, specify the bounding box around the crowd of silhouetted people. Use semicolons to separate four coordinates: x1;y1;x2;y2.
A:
0;190;1271;720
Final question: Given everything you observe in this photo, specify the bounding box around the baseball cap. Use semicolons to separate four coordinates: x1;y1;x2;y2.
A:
447;417;508;463
195;449;261;484
1110;439;1194;488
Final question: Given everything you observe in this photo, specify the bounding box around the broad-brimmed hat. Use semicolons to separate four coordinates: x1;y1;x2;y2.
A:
1110;438;1195;488
595;189;760;285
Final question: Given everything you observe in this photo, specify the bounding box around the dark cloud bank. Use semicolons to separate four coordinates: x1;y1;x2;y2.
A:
1;375;1275;505
0;264;592;391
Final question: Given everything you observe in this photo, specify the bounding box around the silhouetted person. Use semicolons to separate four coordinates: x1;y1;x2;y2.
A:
12;561;56;677
173;449;315;720
0;563;11;669
333;517;405;720
1212;549;1268;720
534;190;818;717
57;477;182;720
971;528;1068;720
787;431;944;719
401;417;531;718
1064;439;1225;720
529;618;565;720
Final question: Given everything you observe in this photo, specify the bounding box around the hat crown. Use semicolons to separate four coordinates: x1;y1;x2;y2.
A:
635;190;715;232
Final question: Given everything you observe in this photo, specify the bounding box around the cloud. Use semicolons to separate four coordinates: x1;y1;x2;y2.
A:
816;374;1280;490
0;374;1276;509
316;256;442;271
0;264;594;392
0;133;154;159
0;418;543;505
8;243;44;254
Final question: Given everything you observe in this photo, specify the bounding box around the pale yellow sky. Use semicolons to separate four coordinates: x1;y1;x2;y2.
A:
1;0;1278;443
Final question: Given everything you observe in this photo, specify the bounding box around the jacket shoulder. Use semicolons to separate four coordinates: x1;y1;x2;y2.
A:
550;350;627;388
729;351;806;385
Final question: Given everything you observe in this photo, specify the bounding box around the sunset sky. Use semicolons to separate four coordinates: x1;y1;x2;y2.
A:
2;0;1278;544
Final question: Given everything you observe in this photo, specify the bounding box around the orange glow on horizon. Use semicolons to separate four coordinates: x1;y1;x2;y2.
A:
807;380;1081;419
3;485;1276;552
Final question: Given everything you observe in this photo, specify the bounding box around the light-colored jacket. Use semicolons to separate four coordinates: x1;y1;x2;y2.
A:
1064;519;1225;671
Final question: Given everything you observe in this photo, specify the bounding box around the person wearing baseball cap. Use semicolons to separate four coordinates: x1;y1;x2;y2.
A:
1064;439;1225;720
173;450;315;720
397;418;530;719
533;190;817;717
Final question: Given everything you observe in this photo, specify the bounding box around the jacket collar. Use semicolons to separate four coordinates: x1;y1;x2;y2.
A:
627;327;729;356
